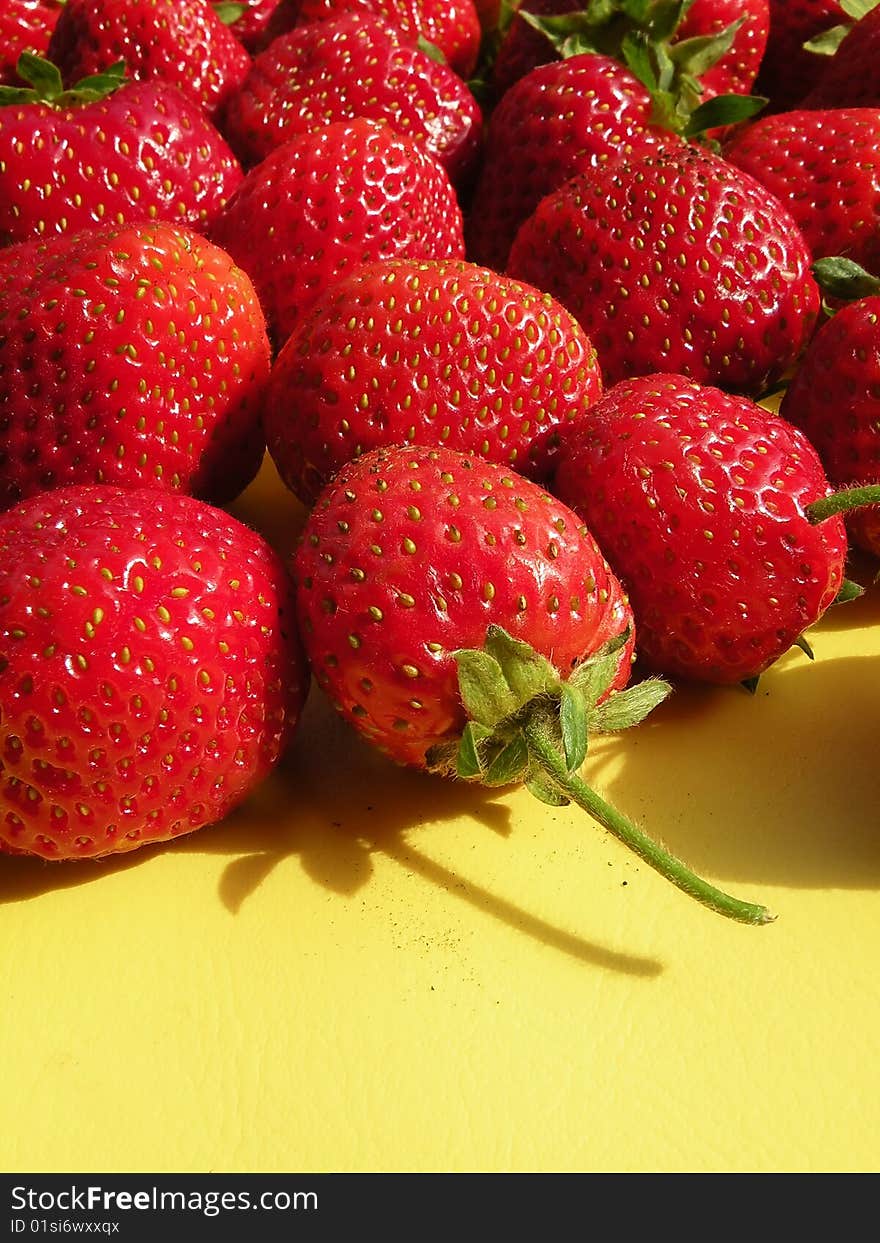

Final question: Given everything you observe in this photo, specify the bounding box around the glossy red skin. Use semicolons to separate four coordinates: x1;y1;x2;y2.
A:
210;118;465;351
724;109;880;276
0;0;62;85
47;0;251;121
491;0;768;102
263;258;604;505
226;0;284;51
802;6;880;108
259;0;482;77
781;298;880;558
222;13;482;187
755;0;845;111
0;79;243;249
551;374;848;685
0;222;270;513
294;444;634;769
465;54;683;273
506;144;820;396
0;485;308;860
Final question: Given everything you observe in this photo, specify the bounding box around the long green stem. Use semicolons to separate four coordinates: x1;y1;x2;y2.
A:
806;485;880;525
523;720;775;926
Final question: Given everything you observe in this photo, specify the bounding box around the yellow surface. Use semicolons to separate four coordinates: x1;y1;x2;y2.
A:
2;457;879;1174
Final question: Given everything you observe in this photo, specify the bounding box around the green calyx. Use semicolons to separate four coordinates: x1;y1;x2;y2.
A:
426;624;775;926
515;0;766;137
804;0;880;56
213;1;246;23
0;53;126;109
813;256;880;306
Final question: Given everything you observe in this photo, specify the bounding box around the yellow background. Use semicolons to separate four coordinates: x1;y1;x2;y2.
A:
2;458;878;1174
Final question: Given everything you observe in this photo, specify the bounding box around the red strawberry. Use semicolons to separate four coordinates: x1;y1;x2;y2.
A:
780;294;880;558
293;442;772;923
216;0;284;52
47;0;251;122
0;484;308;860
802;3;880;108
0;58;243;249
0;0;62;85
263;257;604;505
221;13;482;187
259;0;482;78
490;0;768;102
506;144;820;395
209;117;465;350
551;373;849;685
465;53;683;273
724;108;880;278
0;221;270;513
754;0;849;112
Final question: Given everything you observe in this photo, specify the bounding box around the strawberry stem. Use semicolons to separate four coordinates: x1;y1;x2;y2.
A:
522;717;776;926
806;485;880;524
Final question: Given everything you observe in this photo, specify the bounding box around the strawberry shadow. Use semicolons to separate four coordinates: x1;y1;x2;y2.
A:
0;687;663;978
591;641;880;896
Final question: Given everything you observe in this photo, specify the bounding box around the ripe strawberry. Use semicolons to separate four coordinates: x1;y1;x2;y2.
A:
293;442;772;923
263;258;604;505
217;0;284;52
0;484;308;861
724;109;880;278
0;221;270;512
0;0;62;86
465;53;682;273
259;0;482;78
0;58;243;249
754;0;849;111
209;117;465;350
550;373;849;685
221;13;482;187
47;0;251;122
802;2;880;108
780;295;880;558
506;144;820;395
490;0;768;102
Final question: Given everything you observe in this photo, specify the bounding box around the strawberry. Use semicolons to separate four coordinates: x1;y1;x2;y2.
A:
0;0;62;86
801;2;880;108
723;108;880;278
293;442;772;923
221;13;482;187
0;221;270;513
754;0;850;112
209;117;465;350
258;0;482;78
506;144;820;395
262;257;604;505
550;373;850;685
0;484;308;860
490;0;769;103
215;0;284;52
780;292;880;559
0;57;243;249
47;0;251;122
465;53;682;273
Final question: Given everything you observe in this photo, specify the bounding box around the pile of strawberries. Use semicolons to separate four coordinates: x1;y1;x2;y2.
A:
2;0;879;925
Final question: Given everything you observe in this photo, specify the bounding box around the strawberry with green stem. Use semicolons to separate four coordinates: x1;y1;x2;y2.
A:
0;484;309;860
0;55;244;248
0;0;63;85
549;372;877;687
294;442;773;925
780;259;880;559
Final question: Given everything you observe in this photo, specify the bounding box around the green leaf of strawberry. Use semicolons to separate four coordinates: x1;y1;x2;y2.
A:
0;52;126;108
